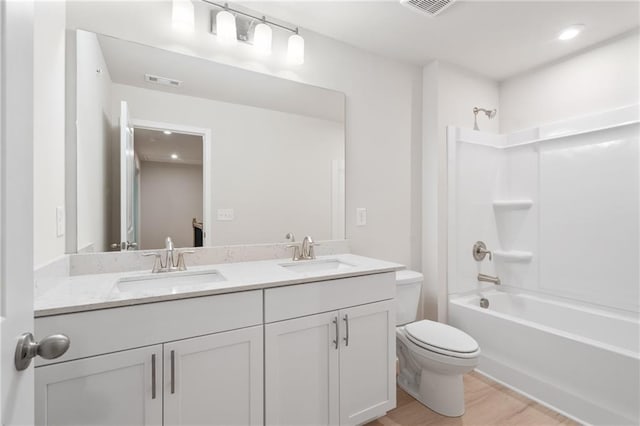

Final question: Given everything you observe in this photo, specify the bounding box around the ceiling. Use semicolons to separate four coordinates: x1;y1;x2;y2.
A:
244;1;640;80
134;128;203;165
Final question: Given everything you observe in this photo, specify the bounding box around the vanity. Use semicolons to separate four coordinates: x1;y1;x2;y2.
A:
34;253;402;425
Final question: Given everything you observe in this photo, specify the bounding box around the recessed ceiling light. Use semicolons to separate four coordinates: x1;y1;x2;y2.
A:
163;130;173;135
558;24;585;41
171;153;179;160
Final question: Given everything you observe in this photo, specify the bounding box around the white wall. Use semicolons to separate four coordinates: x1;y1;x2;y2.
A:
500;31;640;133
422;61;500;320
65;0;423;268
75;30;113;253
139;161;203;250
33;1;66;267
112;83;343;246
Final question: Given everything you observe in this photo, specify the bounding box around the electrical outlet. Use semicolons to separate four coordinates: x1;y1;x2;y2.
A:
356;208;367;226
217;208;234;221
56;206;65;237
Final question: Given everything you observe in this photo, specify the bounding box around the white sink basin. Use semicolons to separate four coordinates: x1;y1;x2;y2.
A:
279;259;355;273
116;270;226;293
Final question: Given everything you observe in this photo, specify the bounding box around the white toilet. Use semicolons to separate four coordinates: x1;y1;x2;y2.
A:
395;270;480;417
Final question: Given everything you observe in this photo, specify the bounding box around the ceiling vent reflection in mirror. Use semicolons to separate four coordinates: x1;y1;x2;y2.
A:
144;74;183;88
400;0;456;17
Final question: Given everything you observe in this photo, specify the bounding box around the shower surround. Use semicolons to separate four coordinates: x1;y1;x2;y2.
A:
446;105;640;425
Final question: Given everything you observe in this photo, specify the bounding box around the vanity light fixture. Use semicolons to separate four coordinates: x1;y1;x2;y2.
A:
203;0;304;63
287;30;305;65
172;0;195;33
253;18;273;55
558;24;585;41
216;6;238;45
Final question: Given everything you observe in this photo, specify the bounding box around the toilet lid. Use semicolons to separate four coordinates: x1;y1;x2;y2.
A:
405;320;479;355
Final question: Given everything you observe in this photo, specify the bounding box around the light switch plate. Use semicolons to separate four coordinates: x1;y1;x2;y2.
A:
356;208;367;226
217;208;234;221
56;206;65;237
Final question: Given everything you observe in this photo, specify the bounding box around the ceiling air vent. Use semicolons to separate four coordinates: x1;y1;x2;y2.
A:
400;0;456;17
144;74;183;88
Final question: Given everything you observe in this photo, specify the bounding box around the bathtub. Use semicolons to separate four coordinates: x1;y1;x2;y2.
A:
449;289;640;425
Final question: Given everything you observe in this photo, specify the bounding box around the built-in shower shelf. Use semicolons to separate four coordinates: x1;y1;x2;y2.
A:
493;250;533;263
492;199;533;210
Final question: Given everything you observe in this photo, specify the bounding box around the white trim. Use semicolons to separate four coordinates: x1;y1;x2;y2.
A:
1;0;36;422
455;104;640;150
64;30;78;254
130;119;213;247
445;126;458;323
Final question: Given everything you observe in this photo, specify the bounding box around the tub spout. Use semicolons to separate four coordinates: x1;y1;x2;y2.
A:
478;273;501;285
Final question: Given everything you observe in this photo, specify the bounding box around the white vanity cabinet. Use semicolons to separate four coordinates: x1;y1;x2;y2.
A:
35;290;264;426
265;311;340;425
264;272;396;426
34;262;400;426
164;326;263;426
35;344;163;425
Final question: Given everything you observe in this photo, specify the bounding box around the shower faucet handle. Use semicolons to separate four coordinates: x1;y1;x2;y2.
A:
473;241;492;261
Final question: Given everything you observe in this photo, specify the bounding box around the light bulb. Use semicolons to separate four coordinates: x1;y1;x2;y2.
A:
172;0;194;33
287;33;304;65
216;10;237;45
254;22;272;55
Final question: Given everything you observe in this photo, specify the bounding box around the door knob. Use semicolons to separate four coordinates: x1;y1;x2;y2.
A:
14;333;70;371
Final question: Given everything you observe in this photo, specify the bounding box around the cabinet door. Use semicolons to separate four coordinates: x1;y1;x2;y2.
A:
339;300;396;425
35;345;162;426
163;325;263;426
265;311;340;426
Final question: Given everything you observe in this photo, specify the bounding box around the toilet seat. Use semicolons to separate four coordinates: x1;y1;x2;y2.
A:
405;320;479;359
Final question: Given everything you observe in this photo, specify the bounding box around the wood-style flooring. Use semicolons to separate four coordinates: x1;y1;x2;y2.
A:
366;372;577;426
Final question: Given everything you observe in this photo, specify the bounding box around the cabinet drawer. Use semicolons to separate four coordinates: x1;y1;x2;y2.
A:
265;272;395;323
35;290;262;366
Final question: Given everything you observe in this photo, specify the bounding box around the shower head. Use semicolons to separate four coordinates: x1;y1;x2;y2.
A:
473;107;497;130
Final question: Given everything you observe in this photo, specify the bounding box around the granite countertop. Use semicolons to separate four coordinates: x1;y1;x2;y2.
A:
35;254;404;317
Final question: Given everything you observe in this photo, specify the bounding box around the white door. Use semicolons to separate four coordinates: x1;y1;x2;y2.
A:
339;301;396;426
164;326;263;426
35;345;163;425
1;1;37;424
119;101;136;250
265;312;339;426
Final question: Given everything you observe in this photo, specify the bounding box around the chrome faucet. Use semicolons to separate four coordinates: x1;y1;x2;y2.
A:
165;236;175;268
285;232;301;261
300;236;318;260
478;273;501;285
285;233;319;261
142;236;194;273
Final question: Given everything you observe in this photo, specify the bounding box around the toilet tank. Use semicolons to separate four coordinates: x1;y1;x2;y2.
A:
395;270;423;326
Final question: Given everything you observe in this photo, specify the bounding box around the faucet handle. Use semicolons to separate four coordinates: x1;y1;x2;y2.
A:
142;252;164;273
176;250;195;271
473;241;492;261
286;244;301;261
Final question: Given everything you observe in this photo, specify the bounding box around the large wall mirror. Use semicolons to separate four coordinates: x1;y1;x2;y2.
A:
67;30;345;252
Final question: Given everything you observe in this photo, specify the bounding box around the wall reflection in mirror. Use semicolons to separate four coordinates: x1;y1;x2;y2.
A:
69;30;345;252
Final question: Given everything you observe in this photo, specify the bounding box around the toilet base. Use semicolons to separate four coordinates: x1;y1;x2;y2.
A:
397;367;465;417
